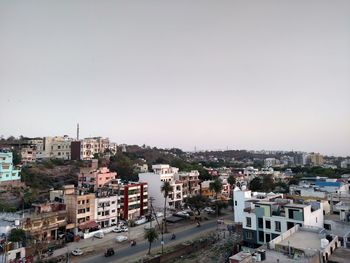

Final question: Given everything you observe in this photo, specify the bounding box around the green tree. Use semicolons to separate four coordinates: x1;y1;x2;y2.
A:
8;228;26;243
216;201;228;215
262;175;275;192
144;228;159;255
209;178;223;218
227;175;236;189
109;153;137;181
12;150;21;165
184;195;209;215
161;181;173;233
227;176;236;210
209;178;223;200
249;177;263;191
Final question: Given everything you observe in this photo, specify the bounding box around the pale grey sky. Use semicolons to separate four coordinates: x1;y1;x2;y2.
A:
0;0;349;156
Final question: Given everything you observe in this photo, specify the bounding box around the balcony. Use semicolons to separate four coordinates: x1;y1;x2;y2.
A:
244;207;254;213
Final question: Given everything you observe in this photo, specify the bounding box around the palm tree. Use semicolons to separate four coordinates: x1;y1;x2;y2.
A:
227;175;236;211
209;178;223;220
161;181;173;233
144;228;159;255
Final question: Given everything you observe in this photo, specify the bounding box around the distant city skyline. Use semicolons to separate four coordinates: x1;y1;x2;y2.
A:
1;1;349;156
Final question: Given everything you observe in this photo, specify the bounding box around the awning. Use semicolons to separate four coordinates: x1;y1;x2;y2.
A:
78;221;99;230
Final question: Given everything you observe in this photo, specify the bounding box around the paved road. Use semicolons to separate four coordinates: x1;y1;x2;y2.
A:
78;220;221;263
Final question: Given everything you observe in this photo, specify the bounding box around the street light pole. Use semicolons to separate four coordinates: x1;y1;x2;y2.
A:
161;221;164;254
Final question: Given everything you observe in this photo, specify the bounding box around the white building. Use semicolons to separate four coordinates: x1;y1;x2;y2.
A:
341;159;350;169
29;136;72;160
235;189;324;246
95;190;118;228
264;158;279;168
139;164;183;210
81;137;110;160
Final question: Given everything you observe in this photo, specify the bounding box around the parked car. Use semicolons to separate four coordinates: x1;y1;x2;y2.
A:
71;248;83;256
113;226;128;233
174;211;190;218
135;216;147;225
156;212;164;218
104;248;115;257
204;207;215;214
93;232;104;239
115;235;128;243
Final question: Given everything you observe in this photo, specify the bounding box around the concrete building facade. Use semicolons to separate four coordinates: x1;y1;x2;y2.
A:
0;151;21;184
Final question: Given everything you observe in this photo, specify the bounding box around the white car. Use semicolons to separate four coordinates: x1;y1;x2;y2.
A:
115;235;128;243
135;216;147;225
113;226;128;233
93;232;104;239
204;207;215;214
156;212;164;218
71;248;83;256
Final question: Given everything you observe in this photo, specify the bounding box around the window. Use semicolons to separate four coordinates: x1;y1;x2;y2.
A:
265;220;271;229
275;221;281;232
246;231;252;240
235;201;237;206
246;217;252;227
258;218;263;228
86;208;90;212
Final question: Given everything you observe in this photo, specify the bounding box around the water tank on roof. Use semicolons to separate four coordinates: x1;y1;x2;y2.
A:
321;238;329;248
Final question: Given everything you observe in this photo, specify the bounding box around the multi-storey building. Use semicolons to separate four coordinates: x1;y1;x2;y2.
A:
78;166;117;191
0;151;21;185
20;146;36;164
95;189;118;228
235;189;324;247
81;137;110;160
50;185;96;235
29;136;72;160
310;153;324;166
113;181;148;220
201;179;230;200
175;170;201;198
21;202;67;242
139;164;183;210
341;159;350;169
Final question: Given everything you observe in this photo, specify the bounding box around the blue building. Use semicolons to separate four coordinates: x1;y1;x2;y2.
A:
0;151;21;184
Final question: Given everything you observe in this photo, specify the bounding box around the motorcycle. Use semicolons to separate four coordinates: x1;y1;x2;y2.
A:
171;234;176;240
130;240;136;246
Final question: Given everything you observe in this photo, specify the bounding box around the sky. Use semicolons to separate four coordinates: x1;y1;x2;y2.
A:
0;0;349;156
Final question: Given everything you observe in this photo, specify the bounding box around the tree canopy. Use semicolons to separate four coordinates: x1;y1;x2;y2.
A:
144;228;158;255
184;195;209;215
8;228;26;243
109;153;138;181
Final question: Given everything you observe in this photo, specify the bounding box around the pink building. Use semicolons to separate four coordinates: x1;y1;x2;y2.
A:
78;167;117;190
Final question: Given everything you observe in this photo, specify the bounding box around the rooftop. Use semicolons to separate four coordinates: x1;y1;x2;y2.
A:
279;230;321;251
328;247;350;263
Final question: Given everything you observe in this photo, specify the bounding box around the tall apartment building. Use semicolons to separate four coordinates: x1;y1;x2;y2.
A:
175;170;201;198
95;189;118;228
310;153;324;166
139;164;183;210
50;185;96;235
234;190;324;247
0;151;21;185
113;181;148;220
